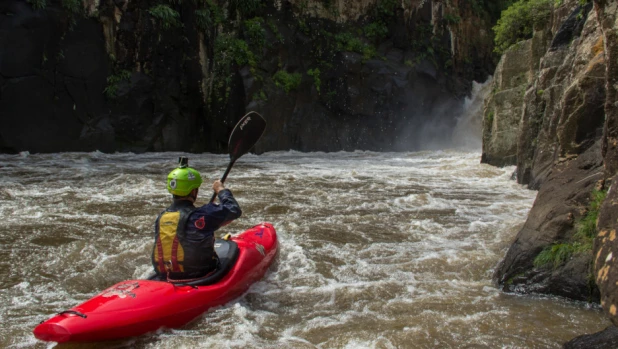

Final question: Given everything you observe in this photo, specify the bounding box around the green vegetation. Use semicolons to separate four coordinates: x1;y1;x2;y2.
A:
375;0;397;18
243;17;266;53
27;0;46;9
297;18;311;35
266;19;284;43
212;34;256;102
223;38;256;67
148;5;182;29
470;0;516;19
307;68;321;93
443;13;462;25
575;0;591;20
575;189;607;241
363;22;388;42
335;32;377;61
534;243;585;269
62;0;83;14
229;0;261;19
26;0;84;14
212;17;268;104
493;0;553;54
534;189;608;269
486;111;494;125
273;70;302;93
253;89;268;102
195;9;213;31
410;24;439;68
195;0;224;31
361;0;396;43
104;70;132;99
470;0;485;15
505;272;525;286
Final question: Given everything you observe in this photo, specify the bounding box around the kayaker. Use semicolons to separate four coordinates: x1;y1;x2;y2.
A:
151;157;242;281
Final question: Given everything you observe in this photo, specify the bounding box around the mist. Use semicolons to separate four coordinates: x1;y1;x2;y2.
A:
394;78;492;152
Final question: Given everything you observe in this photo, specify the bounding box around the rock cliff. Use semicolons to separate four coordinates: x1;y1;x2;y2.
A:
485;0;618;338
0;0;498;153
593;0;618;331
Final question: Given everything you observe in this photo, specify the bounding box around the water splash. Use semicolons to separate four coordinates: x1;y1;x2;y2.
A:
452;78;493;150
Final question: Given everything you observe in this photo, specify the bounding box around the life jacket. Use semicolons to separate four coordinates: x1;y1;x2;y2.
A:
151;204;217;279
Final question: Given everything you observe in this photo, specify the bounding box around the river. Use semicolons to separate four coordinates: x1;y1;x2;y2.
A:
0;150;610;348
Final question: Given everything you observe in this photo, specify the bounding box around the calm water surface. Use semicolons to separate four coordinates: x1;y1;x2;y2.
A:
0;150;610;348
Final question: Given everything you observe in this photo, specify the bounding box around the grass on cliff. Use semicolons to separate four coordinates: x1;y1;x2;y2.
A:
533;189;608;269
493;0;554;54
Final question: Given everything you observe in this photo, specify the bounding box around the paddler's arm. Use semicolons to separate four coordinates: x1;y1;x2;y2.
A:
212;180;242;226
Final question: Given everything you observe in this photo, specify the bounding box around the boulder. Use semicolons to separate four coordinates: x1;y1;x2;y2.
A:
563;325;618;349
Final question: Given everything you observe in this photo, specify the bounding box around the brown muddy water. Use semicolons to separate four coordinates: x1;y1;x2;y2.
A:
0;150;611;348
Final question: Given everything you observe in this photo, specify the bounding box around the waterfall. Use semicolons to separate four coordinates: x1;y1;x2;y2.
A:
451;77;493;150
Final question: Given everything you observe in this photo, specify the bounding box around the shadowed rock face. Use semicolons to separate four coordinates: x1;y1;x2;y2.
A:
488;0;618;341
0;0;497;154
0;0;209;153
0;1;111;152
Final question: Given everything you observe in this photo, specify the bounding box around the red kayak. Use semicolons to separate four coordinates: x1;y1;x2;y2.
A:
33;223;278;343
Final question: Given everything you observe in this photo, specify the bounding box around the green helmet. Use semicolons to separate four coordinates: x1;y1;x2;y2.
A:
166;158;202;196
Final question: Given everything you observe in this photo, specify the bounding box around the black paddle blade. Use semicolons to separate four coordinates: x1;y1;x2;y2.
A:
228;111;267;160
209;111;267;203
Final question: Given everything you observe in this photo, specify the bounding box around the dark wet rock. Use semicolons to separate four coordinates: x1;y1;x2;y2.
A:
550;3;593;50
494;141;603;302
563;326;618;349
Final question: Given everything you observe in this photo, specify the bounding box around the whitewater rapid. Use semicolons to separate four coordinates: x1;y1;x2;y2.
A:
0;150;609;348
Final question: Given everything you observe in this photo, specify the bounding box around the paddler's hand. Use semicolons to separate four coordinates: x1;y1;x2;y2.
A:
213;180;225;194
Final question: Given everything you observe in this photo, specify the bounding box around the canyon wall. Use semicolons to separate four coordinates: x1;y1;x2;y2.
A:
484;0;618;337
0;0;498;154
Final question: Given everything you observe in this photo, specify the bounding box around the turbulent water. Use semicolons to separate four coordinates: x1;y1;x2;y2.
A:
0;150;610;349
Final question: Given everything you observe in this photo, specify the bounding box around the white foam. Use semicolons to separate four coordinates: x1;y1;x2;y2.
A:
3;150;604;348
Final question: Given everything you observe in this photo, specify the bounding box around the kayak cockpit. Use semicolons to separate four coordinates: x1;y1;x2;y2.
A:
148;239;240;287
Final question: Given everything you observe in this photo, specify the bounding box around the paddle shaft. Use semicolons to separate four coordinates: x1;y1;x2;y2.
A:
209;158;237;203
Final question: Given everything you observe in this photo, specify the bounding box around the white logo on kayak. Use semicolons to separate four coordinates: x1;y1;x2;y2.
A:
101;282;140;299
240;117;251;130
254;242;265;257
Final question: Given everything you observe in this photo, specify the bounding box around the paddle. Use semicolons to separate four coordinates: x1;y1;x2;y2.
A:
209;111;267;203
